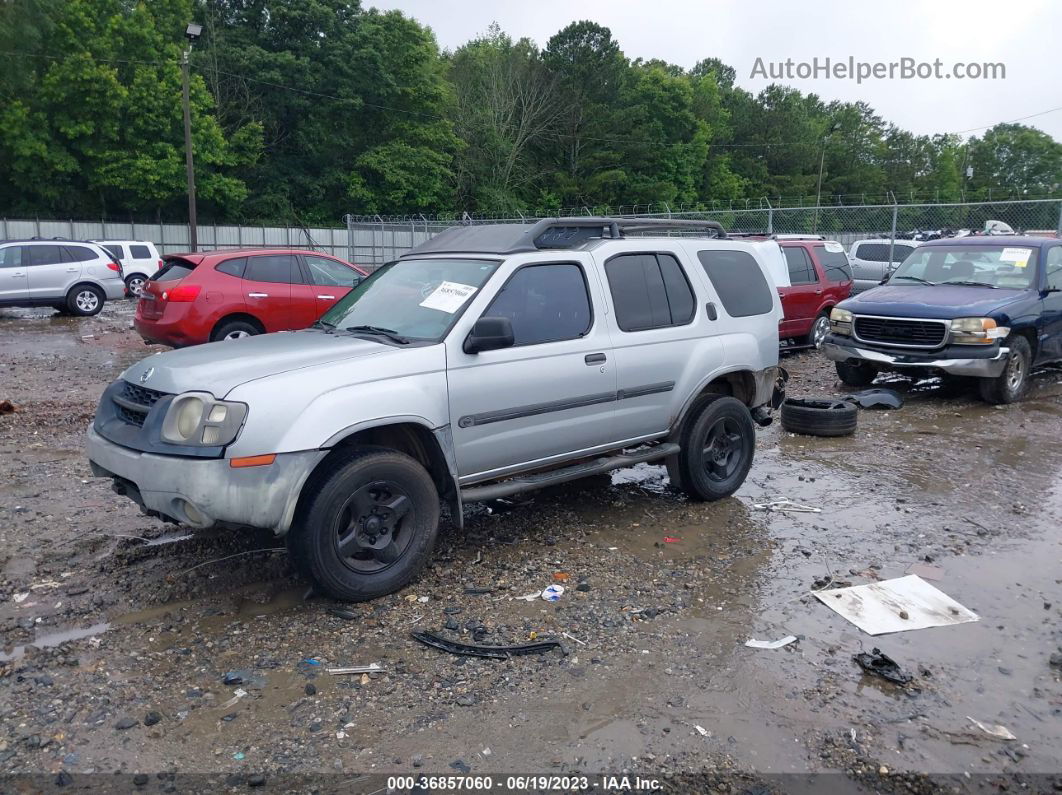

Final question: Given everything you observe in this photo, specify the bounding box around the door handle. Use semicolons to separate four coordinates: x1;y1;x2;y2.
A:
317;295;335;300
815;290;823;295
705;301;718;321
67;267;78;272
247;292;268;298
584;353;607;365
12;272;24;277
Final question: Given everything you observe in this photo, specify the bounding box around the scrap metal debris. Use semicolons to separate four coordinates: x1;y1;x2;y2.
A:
842;388;904;410
411;630;563;659
753;500;822;513
745;635;798;650
853;647;913;685
813;574;979;635
326;664;384;675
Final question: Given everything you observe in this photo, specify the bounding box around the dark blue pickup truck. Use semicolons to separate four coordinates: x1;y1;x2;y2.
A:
824;235;1062;403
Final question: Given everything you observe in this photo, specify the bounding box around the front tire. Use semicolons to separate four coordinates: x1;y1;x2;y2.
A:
835;360;877;387
676;395;756;501
66;284;104;316
978;335;1031;404
806;314;831;348
290;448;440;602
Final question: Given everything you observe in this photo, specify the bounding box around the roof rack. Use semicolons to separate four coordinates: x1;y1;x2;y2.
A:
402;216;727;258
725;232;828;241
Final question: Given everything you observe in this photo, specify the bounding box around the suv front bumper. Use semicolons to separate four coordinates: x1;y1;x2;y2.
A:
86;427;326;533
822;335;1008;378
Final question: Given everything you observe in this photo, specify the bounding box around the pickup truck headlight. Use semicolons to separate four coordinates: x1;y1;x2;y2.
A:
950;317;1009;345
830;307;853;335
161;392;247;446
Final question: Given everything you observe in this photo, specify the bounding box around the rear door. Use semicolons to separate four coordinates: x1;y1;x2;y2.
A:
850;241;887;292
1041;245;1062;361
777;245;819;337
242;254;296;331
25;244;73;301
127;243;158;277
302;254;363;316
0;245;29;302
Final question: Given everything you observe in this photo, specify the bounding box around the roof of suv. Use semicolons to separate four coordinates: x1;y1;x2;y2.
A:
918;235;1053;248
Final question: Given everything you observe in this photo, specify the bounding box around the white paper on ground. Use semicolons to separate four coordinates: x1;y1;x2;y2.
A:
967;716;1016;740
419;281;477;313
745;635;798;649
813;574;978;635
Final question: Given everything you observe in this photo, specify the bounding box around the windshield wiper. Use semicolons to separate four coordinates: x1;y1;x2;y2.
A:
344;325;411;345
945;280;998;289
311;319;336;332
890;275;937;286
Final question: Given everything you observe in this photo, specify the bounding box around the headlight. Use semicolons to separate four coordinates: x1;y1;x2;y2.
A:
830;307;853;335
161;392;247;446
950;317;1009;345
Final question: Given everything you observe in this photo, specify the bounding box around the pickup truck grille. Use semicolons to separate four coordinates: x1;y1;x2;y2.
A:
113;381;168;427
854;316;947;348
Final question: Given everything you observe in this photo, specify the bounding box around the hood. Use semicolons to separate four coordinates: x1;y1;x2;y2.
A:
840;284;1029;320
120;331;391;397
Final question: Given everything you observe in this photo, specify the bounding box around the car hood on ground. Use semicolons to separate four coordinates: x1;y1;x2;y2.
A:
120;331;393;397
840;284;1029;320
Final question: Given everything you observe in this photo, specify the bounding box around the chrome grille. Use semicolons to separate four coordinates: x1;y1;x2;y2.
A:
853;316;947;348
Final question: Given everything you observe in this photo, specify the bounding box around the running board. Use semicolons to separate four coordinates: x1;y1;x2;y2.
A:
460;443;681;502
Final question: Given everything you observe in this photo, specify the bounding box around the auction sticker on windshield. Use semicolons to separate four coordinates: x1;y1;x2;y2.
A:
420;281;478;313
999;247;1032;267
824;241;844;253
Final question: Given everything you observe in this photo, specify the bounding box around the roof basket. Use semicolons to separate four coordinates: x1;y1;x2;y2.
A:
402;216;727;258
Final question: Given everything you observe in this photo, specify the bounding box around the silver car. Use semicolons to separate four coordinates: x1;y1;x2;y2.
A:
0;239;126;315
87;219;786;601
848;238;920;294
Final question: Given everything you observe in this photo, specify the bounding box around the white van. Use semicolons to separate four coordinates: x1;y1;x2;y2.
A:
92;240;162;296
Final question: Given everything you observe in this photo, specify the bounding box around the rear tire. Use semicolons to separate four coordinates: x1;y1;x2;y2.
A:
289;447;440;602
780;396;858;437
978;335;1031;404
676;395;756;501
835;360;877;387
125;274;147;298
66;284;104;316
211;319;261;341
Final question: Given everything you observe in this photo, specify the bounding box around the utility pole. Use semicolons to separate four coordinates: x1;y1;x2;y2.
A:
813;122;841;233
182;23;202;251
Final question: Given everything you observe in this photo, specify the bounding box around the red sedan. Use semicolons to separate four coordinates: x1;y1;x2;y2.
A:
134;249;368;347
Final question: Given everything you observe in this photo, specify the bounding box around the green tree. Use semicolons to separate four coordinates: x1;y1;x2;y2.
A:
966;123;1062;198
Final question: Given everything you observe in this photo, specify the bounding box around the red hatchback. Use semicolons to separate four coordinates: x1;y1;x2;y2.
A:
776;238;853;348
134;249;368;346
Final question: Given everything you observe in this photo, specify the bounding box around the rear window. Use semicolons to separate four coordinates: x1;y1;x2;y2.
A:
129;244;151;259
854;242;888;262
215;257;246;278
815;245;852;282
154;258;197;282
697;250;774;317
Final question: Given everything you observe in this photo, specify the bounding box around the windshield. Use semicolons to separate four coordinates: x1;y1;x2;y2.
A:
319;258;500;341
890;245;1038;289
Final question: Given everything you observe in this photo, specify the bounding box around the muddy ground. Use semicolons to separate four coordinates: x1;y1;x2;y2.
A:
1;301;1060;793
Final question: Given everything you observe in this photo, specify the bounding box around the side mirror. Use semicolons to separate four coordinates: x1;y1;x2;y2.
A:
350;276;362;287
463;316;514;354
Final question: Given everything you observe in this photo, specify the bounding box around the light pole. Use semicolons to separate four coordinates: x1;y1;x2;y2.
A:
813;122;841;233
182;22;202;251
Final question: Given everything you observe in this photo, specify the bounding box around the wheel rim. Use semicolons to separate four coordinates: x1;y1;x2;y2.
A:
128;277;145;296
333;480;414;573
76;290;99;312
1006;351;1025;391
223;330;250;340
812;316;830;347
702;417;745;482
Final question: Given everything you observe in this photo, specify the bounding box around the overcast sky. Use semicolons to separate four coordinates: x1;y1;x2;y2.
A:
369;0;1061;142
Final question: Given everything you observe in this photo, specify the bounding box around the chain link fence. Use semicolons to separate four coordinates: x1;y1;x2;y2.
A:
346;199;1062;268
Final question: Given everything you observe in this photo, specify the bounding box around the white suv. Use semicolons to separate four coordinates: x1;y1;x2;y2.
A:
0;239;125;315
92;240;162;296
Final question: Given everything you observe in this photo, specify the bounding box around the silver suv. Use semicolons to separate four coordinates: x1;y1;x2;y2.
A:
0;239;126;315
87;219;786;601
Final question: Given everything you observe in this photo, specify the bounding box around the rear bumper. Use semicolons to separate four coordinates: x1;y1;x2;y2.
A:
823;335;1008;377
86;426;326;533
101;279;126;301
134;314;204;347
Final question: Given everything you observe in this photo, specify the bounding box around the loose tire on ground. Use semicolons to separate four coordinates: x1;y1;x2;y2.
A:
66;284;105;316
835;360;877;387
780;396;858;437
211;318;261;341
978;335;1031;405
675;395;756;501
289;447;440;602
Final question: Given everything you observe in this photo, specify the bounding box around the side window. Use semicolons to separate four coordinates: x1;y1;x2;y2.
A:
27;245;64;267
855;243;885;262
215;257;246;278
305;256;360;287
697;250;774;317
1046;247;1062;290
784;247;816;285
0;246;23;268
605;253;696;332
244;254;298;284
484;263;591;346
129;244;151;259
814;246;853;282
101;244;125;260
63;245;98;263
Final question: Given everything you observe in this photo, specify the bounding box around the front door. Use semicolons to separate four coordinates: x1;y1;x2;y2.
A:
447;260;616;480
25;244;75;301
0;246;29;302
301;254;360;318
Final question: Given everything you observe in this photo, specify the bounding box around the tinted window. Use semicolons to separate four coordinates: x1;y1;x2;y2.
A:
129;244;151;259
1045;247;1062;290
893;244;915;260
245;254;298;284
305;256;360;287
485;263;591;345
27;245;64;267
606;253;696;332
0;246;23;268
783;246;816;285
154;258;196;282
63;245;98;263
101;244;125;260
815;246;852;282
854;243;887;262
697;250;774;317
215;257;246;278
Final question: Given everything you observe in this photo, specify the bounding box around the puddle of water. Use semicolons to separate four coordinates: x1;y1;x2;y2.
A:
0;622;110;662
